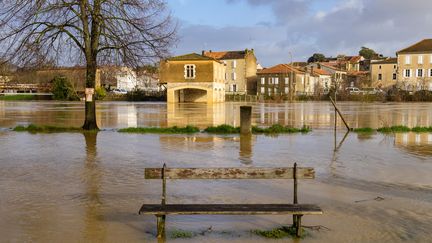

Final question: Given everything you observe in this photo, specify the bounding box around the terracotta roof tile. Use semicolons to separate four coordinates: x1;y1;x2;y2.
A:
397;39;432;54
258;64;304;74
370;58;397;65
203;50;247;60
167;53;217;61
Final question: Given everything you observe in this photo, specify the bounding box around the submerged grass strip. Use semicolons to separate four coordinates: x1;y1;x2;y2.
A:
253;226;307;239
252;124;311;134
204;124;240;134
204;124;311;134
0;95;36;100
169;229;194;239
118;125;200;134
353;125;432;134
13;124;89;133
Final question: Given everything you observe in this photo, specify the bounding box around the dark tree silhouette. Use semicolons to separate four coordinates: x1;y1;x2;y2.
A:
0;0;176;129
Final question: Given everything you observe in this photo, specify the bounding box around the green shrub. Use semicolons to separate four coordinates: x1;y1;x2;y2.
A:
95;87;107;100
377;126;411;133
51;76;80;101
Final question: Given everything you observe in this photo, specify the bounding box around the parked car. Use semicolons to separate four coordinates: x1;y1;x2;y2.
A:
361;87;384;95
111;88;127;94
345;87;361;94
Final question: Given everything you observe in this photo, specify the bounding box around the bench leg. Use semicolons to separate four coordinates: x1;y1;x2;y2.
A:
156;215;166;238
295;215;303;238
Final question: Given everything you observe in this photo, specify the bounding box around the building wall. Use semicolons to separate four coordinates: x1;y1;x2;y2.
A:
161;59;225;103
160;60;218;83
397;53;432;90
223;50;257;95
370;62;397;88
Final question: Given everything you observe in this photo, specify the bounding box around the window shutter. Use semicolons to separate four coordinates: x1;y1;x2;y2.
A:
232;60;237;68
275;77;279;84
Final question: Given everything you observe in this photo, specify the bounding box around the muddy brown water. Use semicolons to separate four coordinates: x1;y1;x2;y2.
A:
0;101;432;242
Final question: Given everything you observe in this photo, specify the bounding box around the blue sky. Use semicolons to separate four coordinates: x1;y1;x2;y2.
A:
167;0;432;66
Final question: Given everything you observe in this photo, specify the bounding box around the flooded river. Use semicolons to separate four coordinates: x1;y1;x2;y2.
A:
0;101;431;242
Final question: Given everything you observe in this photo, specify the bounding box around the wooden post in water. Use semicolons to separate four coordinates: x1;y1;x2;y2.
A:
292;162;303;237
329;96;350;131
157;164;167;239
240;106;252;134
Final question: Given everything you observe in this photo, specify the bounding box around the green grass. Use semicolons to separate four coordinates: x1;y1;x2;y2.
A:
12;124;90;133
0;94;36;100
353;127;375;133
170;229;194;239
118;125;200;134
252;124;311;134
411;126;432;133
253;226;307;239
377;125;411;133
204;124;240;134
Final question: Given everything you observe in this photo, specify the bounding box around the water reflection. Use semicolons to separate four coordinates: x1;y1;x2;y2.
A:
82;132;106;242
395;133;432;157
167;102;226;128
239;134;254;165
1;101;432;130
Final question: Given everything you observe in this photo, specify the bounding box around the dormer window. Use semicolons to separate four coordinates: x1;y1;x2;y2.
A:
184;64;196;79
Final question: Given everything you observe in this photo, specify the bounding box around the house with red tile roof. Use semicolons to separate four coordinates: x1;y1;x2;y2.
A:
257;64;318;98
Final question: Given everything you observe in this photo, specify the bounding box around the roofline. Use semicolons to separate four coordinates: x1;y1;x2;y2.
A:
396;39;432;54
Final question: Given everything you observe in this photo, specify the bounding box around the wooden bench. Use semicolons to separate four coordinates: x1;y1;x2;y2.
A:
139;163;322;238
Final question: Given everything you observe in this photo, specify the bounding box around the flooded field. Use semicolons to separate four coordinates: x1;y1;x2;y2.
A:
1;101;432;242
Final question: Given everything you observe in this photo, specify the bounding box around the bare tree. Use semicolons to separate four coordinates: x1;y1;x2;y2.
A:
0;0;176;129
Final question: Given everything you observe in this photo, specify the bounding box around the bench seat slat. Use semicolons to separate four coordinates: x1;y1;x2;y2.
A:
139;204;322;215
145;167;315;179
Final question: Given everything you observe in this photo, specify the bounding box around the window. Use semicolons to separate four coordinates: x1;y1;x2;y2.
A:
430;69;432;77
393;73;397;80
260;77;265;84
232;72;236;80
268;88;272;94
418;55;423;64
184;64;196;79
394;65;397;69
260;87;265;94
379;65;382;69
404;69;411;77
417;69;423;77
275;77;279;84
225;73;227;80
274;88;277;93
405;55;411;64
232;84;237;92
285;87;289;94
378;74;382;80
285;77;289;84
232;60;237;68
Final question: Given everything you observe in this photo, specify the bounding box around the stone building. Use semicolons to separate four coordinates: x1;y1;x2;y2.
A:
370;58;397;89
160;53;225;103
203;49;257;95
397;39;432;91
257;64;316;98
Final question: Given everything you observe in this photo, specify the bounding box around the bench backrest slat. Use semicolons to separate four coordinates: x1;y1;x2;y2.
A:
145;167;314;180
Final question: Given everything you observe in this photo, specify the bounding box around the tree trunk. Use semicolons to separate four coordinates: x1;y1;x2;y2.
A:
82;61;99;130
